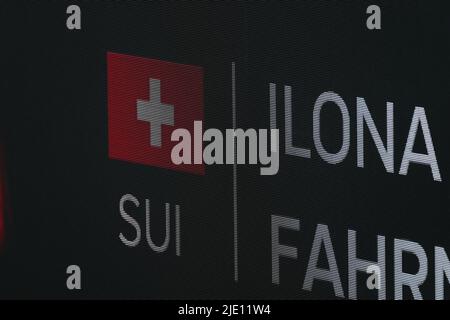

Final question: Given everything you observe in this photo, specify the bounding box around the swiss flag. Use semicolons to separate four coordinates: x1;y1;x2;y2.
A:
107;52;204;175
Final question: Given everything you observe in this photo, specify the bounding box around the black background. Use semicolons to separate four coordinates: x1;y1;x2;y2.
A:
0;0;449;299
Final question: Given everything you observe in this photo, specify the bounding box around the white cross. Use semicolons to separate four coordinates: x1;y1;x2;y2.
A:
137;78;174;147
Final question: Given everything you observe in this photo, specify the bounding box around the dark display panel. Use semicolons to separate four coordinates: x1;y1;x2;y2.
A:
0;1;449;300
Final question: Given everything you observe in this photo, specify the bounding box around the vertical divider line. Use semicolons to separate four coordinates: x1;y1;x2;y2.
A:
232;62;238;282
